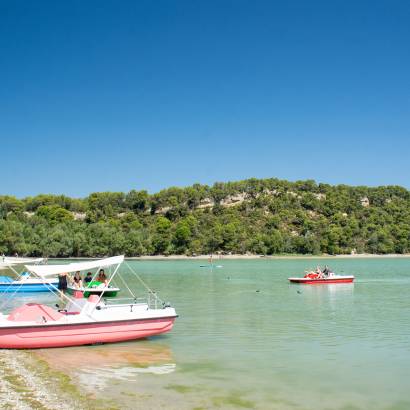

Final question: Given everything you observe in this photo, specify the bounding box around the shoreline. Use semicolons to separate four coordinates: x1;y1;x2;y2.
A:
44;253;410;261
126;253;410;260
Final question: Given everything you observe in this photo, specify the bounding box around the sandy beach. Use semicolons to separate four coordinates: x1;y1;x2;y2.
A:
0;350;103;410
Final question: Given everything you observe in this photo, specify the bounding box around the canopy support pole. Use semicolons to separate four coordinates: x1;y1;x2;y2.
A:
124;261;164;306
89;262;121;314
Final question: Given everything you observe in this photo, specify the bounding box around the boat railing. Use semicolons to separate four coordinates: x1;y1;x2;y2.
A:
103;294;160;309
104;297;146;304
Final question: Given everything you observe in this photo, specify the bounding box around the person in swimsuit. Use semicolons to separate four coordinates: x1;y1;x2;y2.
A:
97;269;108;285
73;271;82;288
315;266;323;279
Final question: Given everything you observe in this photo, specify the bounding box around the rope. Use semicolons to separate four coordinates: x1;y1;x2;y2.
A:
0;265;28;295
0;265;37;308
124;261;164;305
0;281;26;310
116;270;136;298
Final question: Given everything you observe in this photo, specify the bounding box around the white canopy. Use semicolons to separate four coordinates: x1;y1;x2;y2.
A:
0;257;44;270
25;255;124;278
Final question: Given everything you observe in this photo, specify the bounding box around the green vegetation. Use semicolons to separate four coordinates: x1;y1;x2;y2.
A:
0;178;409;257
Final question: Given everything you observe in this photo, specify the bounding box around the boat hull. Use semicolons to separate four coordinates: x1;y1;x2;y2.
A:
288;277;354;284
0;282;59;292
0;316;176;349
83;289;118;298
67;287;119;298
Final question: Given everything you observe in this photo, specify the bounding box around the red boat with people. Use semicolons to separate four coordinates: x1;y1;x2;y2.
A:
288;265;354;284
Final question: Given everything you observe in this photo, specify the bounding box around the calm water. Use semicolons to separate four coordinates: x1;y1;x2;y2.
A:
19;258;410;409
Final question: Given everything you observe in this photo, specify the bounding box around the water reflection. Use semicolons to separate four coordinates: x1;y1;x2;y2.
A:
289;283;354;312
36;340;174;370
76;363;177;390
295;283;354;296
36;340;175;389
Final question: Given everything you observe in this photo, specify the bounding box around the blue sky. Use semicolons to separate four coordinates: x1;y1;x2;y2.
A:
1;0;409;197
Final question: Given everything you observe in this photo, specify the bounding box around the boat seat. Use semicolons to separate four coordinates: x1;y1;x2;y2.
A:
8;303;63;322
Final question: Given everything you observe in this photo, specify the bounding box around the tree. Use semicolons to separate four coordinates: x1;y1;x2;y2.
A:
36;205;73;224
0;177;409;257
125;190;149;213
152;216;172;254
173;220;192;251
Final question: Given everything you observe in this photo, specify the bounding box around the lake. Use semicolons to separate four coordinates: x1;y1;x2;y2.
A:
33;258;410;409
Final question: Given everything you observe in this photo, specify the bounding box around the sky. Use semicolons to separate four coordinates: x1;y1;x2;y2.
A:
1;0;409;198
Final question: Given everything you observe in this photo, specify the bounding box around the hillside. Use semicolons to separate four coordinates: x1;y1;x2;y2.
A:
1;178;409;257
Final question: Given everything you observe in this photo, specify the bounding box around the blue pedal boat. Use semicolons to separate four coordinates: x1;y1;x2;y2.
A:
0;273;59;292
0;257;58;293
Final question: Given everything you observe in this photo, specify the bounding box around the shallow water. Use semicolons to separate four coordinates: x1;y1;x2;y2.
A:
14;258;410;409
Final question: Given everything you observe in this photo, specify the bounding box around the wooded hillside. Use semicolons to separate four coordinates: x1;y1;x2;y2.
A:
1;178;409;256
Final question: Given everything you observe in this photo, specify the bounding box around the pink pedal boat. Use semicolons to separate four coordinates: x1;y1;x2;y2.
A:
0;256;177;349
288;268;354;285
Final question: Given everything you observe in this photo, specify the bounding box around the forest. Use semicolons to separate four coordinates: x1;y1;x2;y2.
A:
0;178;409;257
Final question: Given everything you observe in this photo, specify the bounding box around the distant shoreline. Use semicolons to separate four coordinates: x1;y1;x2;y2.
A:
12;252;410;262
42;253;410;261
125;253;410;260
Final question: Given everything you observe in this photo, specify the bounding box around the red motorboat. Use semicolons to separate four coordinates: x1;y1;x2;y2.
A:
288;268;354;284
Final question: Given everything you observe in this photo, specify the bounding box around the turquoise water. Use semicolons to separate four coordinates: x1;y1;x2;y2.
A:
30;258;410;409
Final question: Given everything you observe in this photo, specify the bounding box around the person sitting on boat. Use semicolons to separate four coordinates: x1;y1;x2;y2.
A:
73;271;82;289
315;266;323;279
97;269;108;286
323;265;330;277
84;272;93;284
